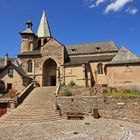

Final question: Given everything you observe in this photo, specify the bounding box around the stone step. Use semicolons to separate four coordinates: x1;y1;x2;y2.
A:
0;86;61;124
1;116;60;121
0;118;61;124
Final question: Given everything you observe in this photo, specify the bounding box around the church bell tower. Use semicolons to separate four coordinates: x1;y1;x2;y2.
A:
20;20;37;53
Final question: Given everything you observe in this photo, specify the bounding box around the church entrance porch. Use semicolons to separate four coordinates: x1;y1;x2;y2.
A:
43;59;57;86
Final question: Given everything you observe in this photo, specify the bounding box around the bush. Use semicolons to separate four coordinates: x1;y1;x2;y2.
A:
69;81;76;87
123;89;132;94
64;89;72;96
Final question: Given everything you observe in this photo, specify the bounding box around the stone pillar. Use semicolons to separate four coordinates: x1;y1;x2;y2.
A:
94;70;98;86
82;64;86;87
56;67;60;84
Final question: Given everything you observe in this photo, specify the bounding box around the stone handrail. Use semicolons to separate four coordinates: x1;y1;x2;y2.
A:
55;82;61;97
17;82;34;105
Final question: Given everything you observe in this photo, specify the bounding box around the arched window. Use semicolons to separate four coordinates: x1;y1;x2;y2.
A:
38;39;41;48
27;60;33;73
44;39;47;45
97;63;103;74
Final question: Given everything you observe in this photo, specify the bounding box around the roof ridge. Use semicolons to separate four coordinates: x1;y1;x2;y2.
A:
65;41;115;46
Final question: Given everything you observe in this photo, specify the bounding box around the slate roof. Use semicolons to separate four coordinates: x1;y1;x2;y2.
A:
18;50;41;57
66;41;118;55
20;28;34;34
0;63;31;78
64;55;115;66
108;47;140;65
37;11;51;37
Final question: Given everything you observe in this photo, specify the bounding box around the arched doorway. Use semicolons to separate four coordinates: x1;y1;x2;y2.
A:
43;58;57;86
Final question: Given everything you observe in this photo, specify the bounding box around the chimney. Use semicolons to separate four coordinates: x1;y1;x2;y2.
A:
4;53;8;66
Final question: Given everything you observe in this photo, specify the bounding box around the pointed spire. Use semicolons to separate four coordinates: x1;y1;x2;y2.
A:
37;10;51;38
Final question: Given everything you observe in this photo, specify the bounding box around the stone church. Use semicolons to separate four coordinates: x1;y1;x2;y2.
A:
0;11;140;92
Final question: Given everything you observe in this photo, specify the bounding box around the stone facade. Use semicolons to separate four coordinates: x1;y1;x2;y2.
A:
1;11;140;90
16;11;140;88
0;64;25;93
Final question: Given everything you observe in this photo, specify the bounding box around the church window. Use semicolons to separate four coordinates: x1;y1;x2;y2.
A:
97;63;103;74
27;60;33;73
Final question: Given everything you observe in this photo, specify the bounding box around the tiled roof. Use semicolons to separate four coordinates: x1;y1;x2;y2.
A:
18;50;41;57
0;63;31;78
66;41;118;55
20;28;34;34
108;47;140;64
64;55;115;66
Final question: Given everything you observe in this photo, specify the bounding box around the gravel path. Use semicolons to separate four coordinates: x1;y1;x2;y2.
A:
0;117;139;140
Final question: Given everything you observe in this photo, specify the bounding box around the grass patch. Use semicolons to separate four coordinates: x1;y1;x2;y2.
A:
64;89;72;96
103;88;140;97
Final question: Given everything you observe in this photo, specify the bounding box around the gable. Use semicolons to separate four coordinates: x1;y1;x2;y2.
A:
41;38;65;65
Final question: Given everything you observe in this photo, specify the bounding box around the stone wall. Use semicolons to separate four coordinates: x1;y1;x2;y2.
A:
57;96;140;123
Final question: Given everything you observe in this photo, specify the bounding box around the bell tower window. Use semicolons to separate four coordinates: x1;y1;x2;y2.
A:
38;39;41;48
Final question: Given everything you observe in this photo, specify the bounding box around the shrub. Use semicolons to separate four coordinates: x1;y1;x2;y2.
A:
69;81;76;87
64;89;72;96
123;89;132;94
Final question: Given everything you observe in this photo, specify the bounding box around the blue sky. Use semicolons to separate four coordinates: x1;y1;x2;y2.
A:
0;0;140;57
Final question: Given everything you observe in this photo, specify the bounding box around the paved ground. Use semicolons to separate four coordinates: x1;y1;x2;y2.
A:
0;116;139;140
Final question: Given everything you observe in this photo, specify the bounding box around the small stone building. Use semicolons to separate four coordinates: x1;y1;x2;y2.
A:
0;11;140;89
0;58;32;93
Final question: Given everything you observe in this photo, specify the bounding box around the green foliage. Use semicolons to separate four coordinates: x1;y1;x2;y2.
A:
68;81;76;87
123;89;132;94
103;88;140;97
64;89;72;96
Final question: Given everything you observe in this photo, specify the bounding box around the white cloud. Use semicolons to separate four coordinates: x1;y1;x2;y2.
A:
126;7;138;15
105;0;133;13
86;0;106;8
84;0;138;15
96;0;106;6
89;4;96;8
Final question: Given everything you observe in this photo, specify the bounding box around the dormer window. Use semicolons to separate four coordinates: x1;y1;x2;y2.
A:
96;47;101;51
71;49;76;53
8;68;13;77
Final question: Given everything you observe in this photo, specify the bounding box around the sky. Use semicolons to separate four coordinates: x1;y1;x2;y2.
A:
0;0;140;57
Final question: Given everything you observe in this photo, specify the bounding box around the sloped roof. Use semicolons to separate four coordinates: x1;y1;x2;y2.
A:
0;63;31;78
66;41;118;55
37;11;51;37
18;50;41;57
20;28;34;34
108;47;140;64
64;55;115;66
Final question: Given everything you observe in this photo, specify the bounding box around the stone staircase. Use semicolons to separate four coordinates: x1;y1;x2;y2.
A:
0;87;61;125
